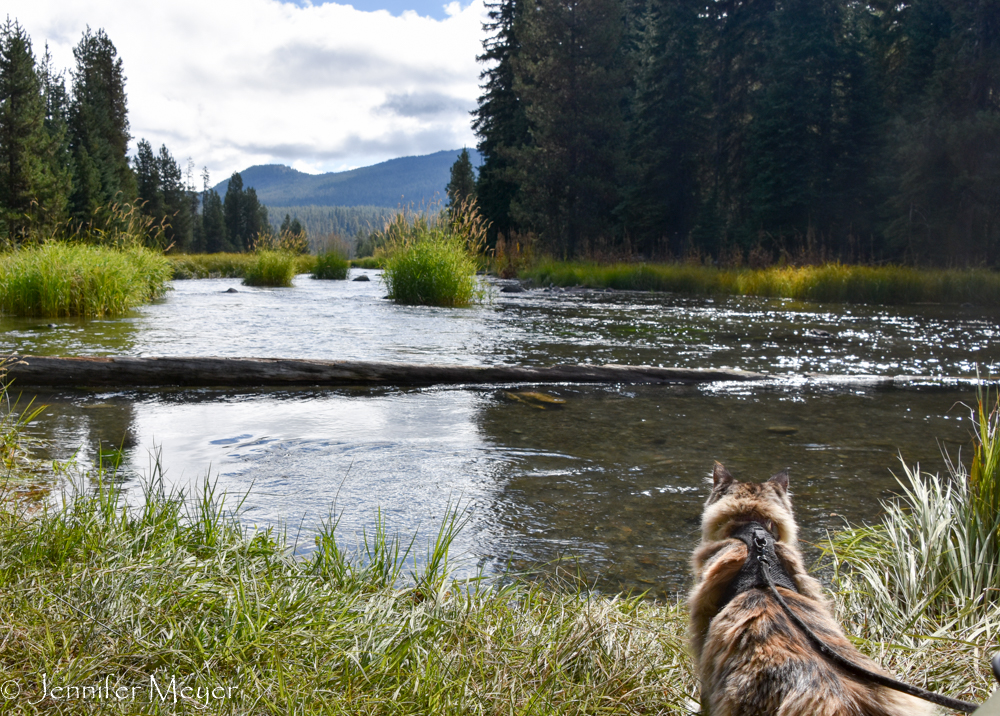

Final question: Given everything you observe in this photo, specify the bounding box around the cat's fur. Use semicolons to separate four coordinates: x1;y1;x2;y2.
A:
689;462;937;716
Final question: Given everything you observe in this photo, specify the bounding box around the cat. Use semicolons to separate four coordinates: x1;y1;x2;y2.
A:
688;462;937;716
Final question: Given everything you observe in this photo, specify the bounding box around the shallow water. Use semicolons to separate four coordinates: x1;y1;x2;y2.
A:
5;272;998;595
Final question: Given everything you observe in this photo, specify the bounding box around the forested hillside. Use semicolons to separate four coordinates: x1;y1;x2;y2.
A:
473;0;1000;265
216;150;483;207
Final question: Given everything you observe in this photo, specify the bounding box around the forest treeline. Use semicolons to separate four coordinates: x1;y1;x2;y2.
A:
0;19;299;253
471;0;1000;266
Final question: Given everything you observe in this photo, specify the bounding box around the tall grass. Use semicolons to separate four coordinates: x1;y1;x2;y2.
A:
522;260;1000;306
378;199;487;307
169;253;316;280
823;391;1000;704
0;242;172;318
311;250;349;280
242;250;300;288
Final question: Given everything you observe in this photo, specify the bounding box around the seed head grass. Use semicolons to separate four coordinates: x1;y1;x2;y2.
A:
0;242;172;318
522;260;1000;306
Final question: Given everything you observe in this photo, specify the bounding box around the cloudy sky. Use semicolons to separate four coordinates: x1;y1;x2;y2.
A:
7;0;487;184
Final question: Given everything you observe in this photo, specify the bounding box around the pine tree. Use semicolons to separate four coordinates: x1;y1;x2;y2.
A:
67;27;135;222
621;0;707;256
0;19;69;241
157;144;192;250
202;180;228;254
446;148;477;209
223;172;269;251
473;0;531;245
512;0;629;256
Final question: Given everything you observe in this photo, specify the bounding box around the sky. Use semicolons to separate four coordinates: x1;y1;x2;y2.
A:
6;0;487;184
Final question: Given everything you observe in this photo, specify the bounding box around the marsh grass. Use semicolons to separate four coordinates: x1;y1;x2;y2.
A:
312;250;350;280
378;200;487;307
350;255;382;270
522;261;1000;306
170;253;316;280
242;250;300;288
0;242;172;318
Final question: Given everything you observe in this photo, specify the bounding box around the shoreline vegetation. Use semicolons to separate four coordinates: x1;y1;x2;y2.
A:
163;250;1000;308
0;384;996;712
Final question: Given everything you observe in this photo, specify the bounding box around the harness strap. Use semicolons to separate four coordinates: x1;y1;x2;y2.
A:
716;521;798;613
756;545;979;713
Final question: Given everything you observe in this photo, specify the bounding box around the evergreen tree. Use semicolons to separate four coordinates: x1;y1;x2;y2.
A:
133;139;163;219
223;172;269;251
0;19;68;241
473;0;531;245
157;143;192;250
742;0;841;247
512;0;629;256
620;0;707;256
445;148;477;209
201;169;228;253
67;27;134;222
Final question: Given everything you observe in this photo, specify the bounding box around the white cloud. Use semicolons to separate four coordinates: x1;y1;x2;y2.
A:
7;0;486;181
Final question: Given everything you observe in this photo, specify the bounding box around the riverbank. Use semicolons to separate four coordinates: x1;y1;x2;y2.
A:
520;260;1000;306
0;399;994;713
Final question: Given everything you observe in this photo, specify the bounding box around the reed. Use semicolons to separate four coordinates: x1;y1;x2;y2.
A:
521;260;1000;306
0;242;172;318
311;250;350;280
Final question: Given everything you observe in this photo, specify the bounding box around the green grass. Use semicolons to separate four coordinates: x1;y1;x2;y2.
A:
242;250;301;288
312;250;350;280
169;253;315;280
350;256;383;270
521;260;1000;306
378;204;486;307
821;390;1000;705
0;242;172;318
0;474;698;713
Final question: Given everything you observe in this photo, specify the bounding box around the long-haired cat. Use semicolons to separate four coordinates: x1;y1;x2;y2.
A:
689;462;937;716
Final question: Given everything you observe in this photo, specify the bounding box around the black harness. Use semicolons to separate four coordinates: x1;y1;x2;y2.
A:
716;521;798;613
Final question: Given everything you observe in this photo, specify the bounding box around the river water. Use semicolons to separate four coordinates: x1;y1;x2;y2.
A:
4;272;998;595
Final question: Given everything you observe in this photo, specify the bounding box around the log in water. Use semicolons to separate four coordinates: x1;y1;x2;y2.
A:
1;355;987;390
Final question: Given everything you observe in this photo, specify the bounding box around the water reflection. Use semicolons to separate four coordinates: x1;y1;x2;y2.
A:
18;382;977;596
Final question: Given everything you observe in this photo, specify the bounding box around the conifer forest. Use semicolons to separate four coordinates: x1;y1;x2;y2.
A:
472;0;999;265
1;2;998;266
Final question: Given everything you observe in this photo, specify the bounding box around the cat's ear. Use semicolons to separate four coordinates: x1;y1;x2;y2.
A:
768;469;790;493
713;462;734;489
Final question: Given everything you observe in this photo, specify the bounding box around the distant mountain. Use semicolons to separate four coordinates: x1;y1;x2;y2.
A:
213;149;482;208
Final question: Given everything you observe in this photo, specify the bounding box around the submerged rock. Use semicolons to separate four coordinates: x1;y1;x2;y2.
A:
501;283;526;293
504;390;567;409
353;275;371;282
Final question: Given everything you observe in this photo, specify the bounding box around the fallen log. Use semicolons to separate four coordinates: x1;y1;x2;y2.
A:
1;355;988;390
4;355;767;388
